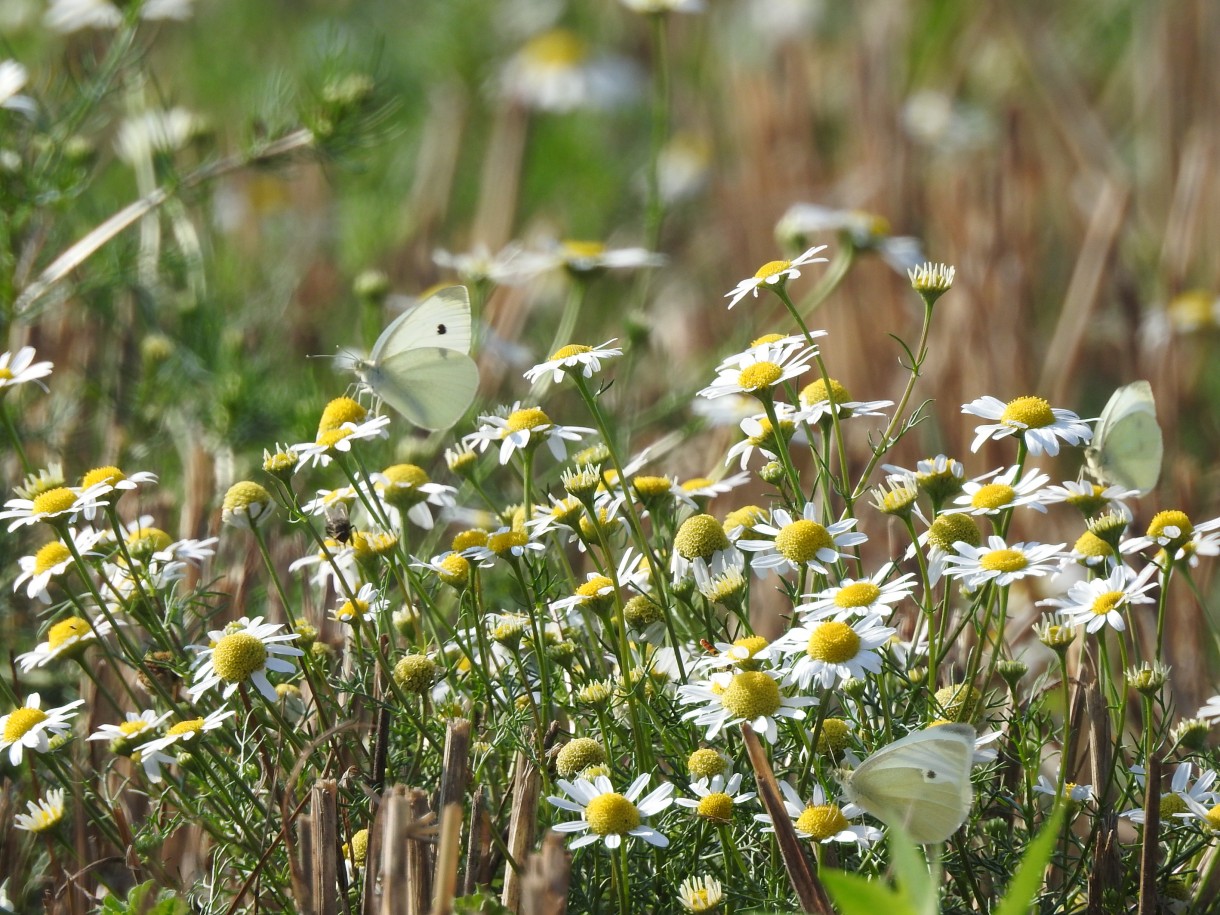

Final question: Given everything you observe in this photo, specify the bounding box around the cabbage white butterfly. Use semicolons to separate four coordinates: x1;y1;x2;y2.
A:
840;723;975;844
1084;380;1162;495
340;285;479;431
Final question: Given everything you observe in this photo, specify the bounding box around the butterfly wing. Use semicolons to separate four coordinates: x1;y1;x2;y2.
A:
364;348;479;430
1085;381;1162;494
844;724;975;844
370;286;472;361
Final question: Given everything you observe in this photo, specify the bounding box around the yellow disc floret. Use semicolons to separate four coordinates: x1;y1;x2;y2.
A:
806;622;860;664
1000;396;1054;429
584;792;640;836
210;632;267;683
720;671;781;720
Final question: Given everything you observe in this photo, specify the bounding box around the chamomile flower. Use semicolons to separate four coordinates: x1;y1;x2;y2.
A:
696;635;772;672
367;466;457;531
724;245;828;309
548;774;674;849
797;564;916;621
795;378;892;425
1122;511;1220;566
671;513;743;586
0;482;110;531
500;29;640;113
1033;776;1094;805
941;536;1065;589
0;346;53;390
755;781;881;846
776;204;924;274
16;615;116;671
221;482;276;530
466;403;595;465
87;709;171;750
136;709;236;782
945;465;1051;516
674;773;756;823
1122;763;1219;825
525;340;623;386
13;527;104;603
692;392;762;428
697;341;817;401
1040;480;1137;518
678;875;724;913
292;414;391;469
765;615;896;689
737;504;867;576
464;526;547;564
433;242;535;286
724;406;797;470
1037;564;1158;633
962;395;1092;456
0;693;85;765
332;582;386;625
14;788;66;833
677;669;816;744
518;240;666;277
189;617;303;703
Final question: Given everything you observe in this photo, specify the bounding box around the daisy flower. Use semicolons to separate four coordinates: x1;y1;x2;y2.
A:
695;635;771;672
962;395;1092;456
1122;510;1220;566
945;465;1051;517
0;693;85;765
189;616;304;703
1040;479;1138;518
737;504;867;577
221;481;276;530
1033;775;1094;805
776;204;924;274
289;539;359;590
1176;795;1220;832
463;526;547;564
433;242;536;286
795;378;892;426
16;615;116;671
677;669;817;744
465;403;594;465
670;513;743;586
14;789;67;833
797;564;916;621
724;407;798;470
517;240;666;277
674;774;756;823
764;615;897;689
500;29;640;113
1123;763;1219;826
882;454;966;508
713;333;825;369
549;774;673;849
77;466;158;518
1037;564;1158;633
332;582;386;625
0;346;53;390
371;464;458;530
525;340;623;386
724;245;828;309
0;482;110;531
136;709;236;782
755;781;881;846
1198;695;1220;724
941;536;1065;589
292;414;391;470
697;341;817;401
678;876;724;914
87;709;172;750
12;527;104;603
692;392;762;428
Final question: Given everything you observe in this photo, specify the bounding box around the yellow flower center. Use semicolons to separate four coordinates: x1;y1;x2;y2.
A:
33;541;72;575
223;481;272;514
775;519;833;564
505;407;551;434
688;749;727;780
380;464;430;508
730;635;769;671
795;804;849;840
1073;531;1114;558
1147;510;1193;541
211;632;267;683
1000;396;1054;429
0;368;11;380
801;378;850;407
550;344;593;360
750;333;787;347
632;475;674;498
835;582;881;609
980;548;1028;573
337;599;369;622
681;477;714;493
1202;804;1220;831
816;718;851;754
696;792;734;822
438;553;470;587
576;575;614;599
126;526;173;557
720;671;781;720
524;30;589;67
31;488;76;517
315;427;352;448
674;514;731;561
723;505;766;534
584;792;641;836
47;617;91;649
971;483;1015;511
807;621;860;663
561;240;606;259
166;718;205;738
3;707;48;742
488;529;528;556
746;416;793;447
81;466;126;488
452;529;488;552
928;513;982;552
1091;591;1124;616
737;362;783;391
753;259;791;280
318;396;367;434
1159;795;1188;818
119;719;152;737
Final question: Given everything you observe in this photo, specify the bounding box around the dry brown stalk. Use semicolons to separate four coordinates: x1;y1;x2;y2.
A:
500;750;541;914
429;802;464;915
462;786;493;896
520;830;570;915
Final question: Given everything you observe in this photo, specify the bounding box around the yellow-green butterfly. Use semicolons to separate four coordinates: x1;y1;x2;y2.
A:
340;286;479;431
1084;380;1163;496
840;723;976;844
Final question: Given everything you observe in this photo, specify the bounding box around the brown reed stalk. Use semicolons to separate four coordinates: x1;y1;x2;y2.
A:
520;830;570;915
500;750;541;913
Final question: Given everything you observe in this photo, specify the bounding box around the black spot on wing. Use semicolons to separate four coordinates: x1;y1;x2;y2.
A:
437;323;448;335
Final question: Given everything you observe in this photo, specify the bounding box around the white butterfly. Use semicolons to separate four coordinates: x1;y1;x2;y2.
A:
840;723;975;844
1084;380;1163;496
339;286;479;431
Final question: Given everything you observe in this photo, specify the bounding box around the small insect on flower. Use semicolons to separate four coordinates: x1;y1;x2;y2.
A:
324;502;352;544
